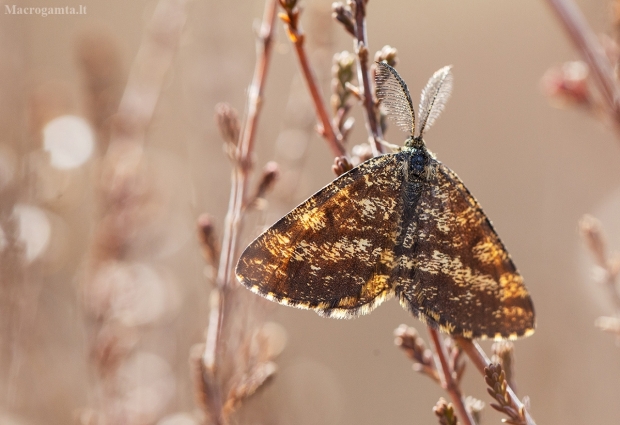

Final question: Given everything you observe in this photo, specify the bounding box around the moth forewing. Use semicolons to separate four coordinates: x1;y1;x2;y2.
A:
416;65;453;137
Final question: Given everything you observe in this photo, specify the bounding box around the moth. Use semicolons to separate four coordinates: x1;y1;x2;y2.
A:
236;62;535;340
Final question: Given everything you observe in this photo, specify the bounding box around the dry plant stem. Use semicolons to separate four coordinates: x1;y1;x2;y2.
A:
580;215;620;317
456;338;537;425
545;0;620;130
352;0;384;156
292;44;346;157
281;6;346;157
202;0;278;423
428;328;476;425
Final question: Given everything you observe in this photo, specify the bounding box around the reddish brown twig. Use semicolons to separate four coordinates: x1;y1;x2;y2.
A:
201;1;278;423
544;0;620;132
455;338;536;425
351;0;384;155
428;328;475;425
279;0;346;158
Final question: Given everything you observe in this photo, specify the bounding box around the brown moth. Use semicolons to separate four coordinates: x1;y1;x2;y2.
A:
236;62;535;340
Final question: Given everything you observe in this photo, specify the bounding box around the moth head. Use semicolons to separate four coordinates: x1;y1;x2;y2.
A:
404;135;425;149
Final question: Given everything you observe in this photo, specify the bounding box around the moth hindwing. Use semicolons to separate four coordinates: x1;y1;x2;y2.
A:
236;65;535;340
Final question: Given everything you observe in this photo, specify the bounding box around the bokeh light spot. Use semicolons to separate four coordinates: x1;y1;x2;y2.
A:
43;115;95;169
13;204;51;263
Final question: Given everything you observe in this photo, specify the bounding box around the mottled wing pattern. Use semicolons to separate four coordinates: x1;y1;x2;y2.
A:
236;154;404;318
394;160;535;340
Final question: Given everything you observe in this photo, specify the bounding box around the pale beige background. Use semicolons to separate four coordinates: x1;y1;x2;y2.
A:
1;0;620;424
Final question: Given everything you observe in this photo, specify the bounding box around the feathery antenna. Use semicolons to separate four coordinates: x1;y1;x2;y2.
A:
375;61;416;136
417;66;453;137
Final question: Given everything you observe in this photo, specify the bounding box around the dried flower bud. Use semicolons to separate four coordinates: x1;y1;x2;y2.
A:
197;214;220;267
224;361;277;416
394;324;439;382
332;2;355;37
255;161;280;200
484;363;527;424
215;103;240;146
189;343;215;421
433;398;458;425
331;51;357;111
541;61;590;108
579;214;607;268
332;156;353;176
374;45;398;67
492;341;516;393
444;337;465;384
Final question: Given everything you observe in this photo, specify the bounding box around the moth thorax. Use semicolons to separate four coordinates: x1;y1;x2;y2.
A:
408;149;429;179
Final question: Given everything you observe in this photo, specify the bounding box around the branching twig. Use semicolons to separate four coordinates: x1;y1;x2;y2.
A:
544;0;620;133
455;338;537;425
351;0;384;156
428;328;476;425
279;0;346;157
579;214;620;318
201;1;278;423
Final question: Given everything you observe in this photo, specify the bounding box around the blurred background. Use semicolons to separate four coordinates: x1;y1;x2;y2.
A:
1;0;620;424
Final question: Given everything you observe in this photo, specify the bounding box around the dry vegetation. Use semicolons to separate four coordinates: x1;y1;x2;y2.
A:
2;0;620;424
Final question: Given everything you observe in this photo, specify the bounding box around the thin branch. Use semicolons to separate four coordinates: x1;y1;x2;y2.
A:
428;328;476;425
201;1;278;423
455;338;537;425
544;0;620;131
579;214;620;318
352;0;384;156
279;1;347;157
292;42;346;157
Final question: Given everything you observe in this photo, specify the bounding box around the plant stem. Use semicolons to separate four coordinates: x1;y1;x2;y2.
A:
455;337;537;425
281;4;346;158
428;328;476;425
352;0;383;156
544;0;620;130
291;41;346;157
202;1;278;423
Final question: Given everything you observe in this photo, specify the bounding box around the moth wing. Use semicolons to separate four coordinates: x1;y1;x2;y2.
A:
236;154;404;318
394;161;535;339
